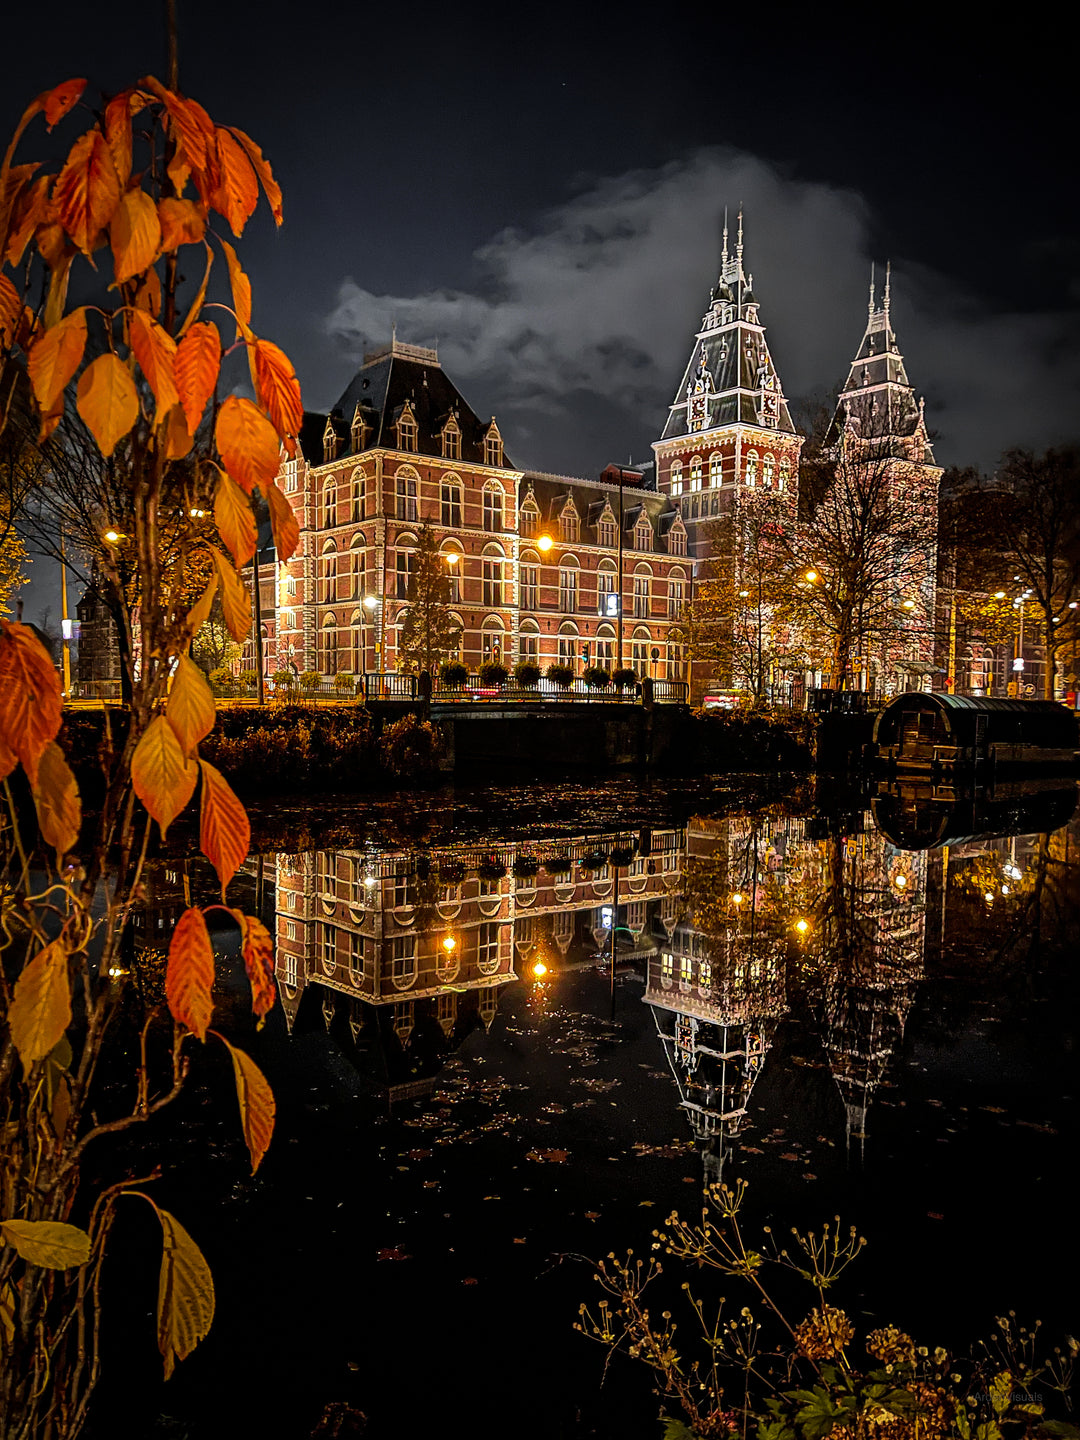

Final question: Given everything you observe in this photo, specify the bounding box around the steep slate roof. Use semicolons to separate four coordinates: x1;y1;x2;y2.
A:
824;267;935;463
297;339;513;469
520;471;682;553
660;214;795;442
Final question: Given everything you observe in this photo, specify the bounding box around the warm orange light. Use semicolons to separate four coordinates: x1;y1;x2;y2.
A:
994;591;1006;600
442;935;457;952
532;960;548;978
537;535;553;553
984;891;994;903
731;892;744;906
795;918;809;934
103;529;122;543
444;552;460;566
805;570;818;582
902;599;916;610
894;874;908;889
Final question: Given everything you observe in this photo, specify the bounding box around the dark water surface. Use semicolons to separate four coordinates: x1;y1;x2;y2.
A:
89;775;1079;1440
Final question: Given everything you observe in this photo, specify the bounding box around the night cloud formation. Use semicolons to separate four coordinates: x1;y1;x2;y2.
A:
326;147;1077;476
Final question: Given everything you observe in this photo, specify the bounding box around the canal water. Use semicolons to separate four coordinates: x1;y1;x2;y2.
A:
89;775;1078;1440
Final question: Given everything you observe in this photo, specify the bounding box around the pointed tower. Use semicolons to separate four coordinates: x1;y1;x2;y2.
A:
653;213;802;539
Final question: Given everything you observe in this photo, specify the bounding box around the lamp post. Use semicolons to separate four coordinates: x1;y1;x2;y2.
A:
363;593;379;677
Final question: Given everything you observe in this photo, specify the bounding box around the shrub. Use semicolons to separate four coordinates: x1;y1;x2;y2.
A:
582;665;611;689
478;661;509;687
271;670;296;691
208;665;232;685
299;670;321;693
440;661;469;688
378;714;443;778
546;662;574;689
333;672;355;692
239;669;258;687
514;661;541;688
612;667;638;689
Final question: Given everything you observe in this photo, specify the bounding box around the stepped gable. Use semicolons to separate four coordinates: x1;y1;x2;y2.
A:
660;211;795;442
297;338;512;468
825;264;935;463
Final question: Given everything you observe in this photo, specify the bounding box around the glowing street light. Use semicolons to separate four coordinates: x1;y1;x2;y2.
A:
363;595;378;611
994;591;1007;599
103;529;124;544
805;570;818;583
731;892;744;907
537;534;553;553
894;874;908;889
442;935;457;953
902;599;916;610
444;552;460;567
794;918;809;935
532;960;548;979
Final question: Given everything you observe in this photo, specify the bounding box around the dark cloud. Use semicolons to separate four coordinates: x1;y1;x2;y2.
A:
324;148;1079;476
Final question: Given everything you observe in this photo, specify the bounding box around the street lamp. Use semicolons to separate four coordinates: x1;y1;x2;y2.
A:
103;529;124;544
805;570;818;583
537;534;553;553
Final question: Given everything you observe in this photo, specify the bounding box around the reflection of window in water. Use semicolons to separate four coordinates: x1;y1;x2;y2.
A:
391;935;416;988
478;922;501;974
478;877;502;915
349;932;364;984
661;951;674;985
391;873;414;911
680;955;692;988
437;993;456;1026
282;952;298;987
285;919;297;941
626;900;646;933
318;924;336;976
316;852;334;895
553;910;574;939
393;1001;414;1039
515;916;534;946
438;883;462;916
699;958;712;990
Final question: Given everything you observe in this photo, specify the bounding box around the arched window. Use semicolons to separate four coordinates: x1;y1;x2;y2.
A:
319;613;337;674
396;468;418;522
322;416;339;464
557;620;580;670
483;482;504;533
670;460;683;496
322;478;336;530
441;543;463;603
519;502;540;538
667;566;687;619
745;450;758;486
395;535;417;599
350;403;366;454
320;540;337;604
709;451;722;486
518;618;540;666
596;557;618;617
441;413;461;461
482;615;505;665
520;551;540;610
558;556;579;614
631;625;651;676
350;467;365;522
632;564;652;620
634;516;652;551
440;475;462;527
559;500;579;543
763;454;775;488
597;507;616;548
779;456;790;490
689;456;702;492
396;403;418;453
477;921;501;974
347;608;363;675
596;622;615;670
390;935;417;989
348;534;365;598
482;544;504;606
447;612;465;662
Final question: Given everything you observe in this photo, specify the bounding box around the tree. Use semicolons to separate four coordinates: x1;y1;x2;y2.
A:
0;71;302;1438
191;592;242;675
397;525;462;674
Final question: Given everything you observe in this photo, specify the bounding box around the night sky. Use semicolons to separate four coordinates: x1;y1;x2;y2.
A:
5;1;1078;618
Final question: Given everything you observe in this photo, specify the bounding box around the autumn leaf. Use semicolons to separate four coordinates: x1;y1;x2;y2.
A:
0;1219;89;1269
131;714;197;835
140;76;214;175
261;479;299;563
158;197;206;250
210;1032;275;1172
0;275;20;349
219;239;251;337
128;309;178;420
0;620;63;785
253;339;302;449
198;760;250;895
154;1204;215;1379
214;470;257;569
215;395;279;495
103;93;134;188
38;78;87;130
211;549;251;643
7;941;71;1069
5;173;52;269
32;740;81;860
161;404;193;460
0;735;16;783
166;656;216;758
173;320;219;434
27;306;87;414
184;575;217;641
134;265;162;319
109;187;161;285
165;907;214;1040
223;126;283;225
53;128;122;254
229;909;276;1022
210;128;258;238
76;352;139;456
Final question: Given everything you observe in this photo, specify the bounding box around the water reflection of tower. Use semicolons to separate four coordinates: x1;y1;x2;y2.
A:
813;823;928;1157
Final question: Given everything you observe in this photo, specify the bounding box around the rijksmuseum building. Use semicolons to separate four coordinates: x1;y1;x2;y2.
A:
256;219;941;687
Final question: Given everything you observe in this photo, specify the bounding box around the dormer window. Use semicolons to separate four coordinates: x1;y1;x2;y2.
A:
397;403;418;453
559;500;579;543
441;414;462;461
322;416;339;464
520;502;540;538
669;524;686;557
484;420;503;468
350;403;368;453
597;509;616;548
634;518;652;551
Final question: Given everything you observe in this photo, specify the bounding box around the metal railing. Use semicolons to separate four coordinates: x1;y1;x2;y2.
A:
204;672;690;706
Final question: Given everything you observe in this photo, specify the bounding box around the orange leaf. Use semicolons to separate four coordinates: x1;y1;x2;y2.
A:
109;187;161;285
166;655;216;757
27;307;87;413
158;197;205;250
219;239;251;338
266;480;299;562
253;339;302;449
211;548;252;643
166;907;214;1040
174;320;219;434
198;760;250;895
4;170;51;268
7;940;70;1069
0;735;16;783
128;309;178;420
0;275;20;350
140;77;213;173
184;575;217;642
43;252;74;330
131;714;197;836
39;78;86;130
222;127;282;226
228;910;276;1023
161;403;193;460
214;470;256;568
35;221;69;270
76;352;139;456
211;1031;275;1170
102;93;134;189
0;620;63;785
210;128;258;238
53;128;121;255
133;265;161;319
215;395;279;494
32;740;81;861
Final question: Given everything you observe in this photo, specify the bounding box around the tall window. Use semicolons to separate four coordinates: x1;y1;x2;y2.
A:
322;480;335;529
483;557;502;606
322;417;339;464
396;547;415;600
319;615;336;673
477;922;500;974
633;572;650;619
441;417;461;460
597;569;616;616
396;471;418;521
483;484;503;532
597;513;616;547
390;935;417;989
779;456;790;490
350;406;366;454
397;407;418;452
519;626;539;664
689;456;702;491
521;563;539;610
348;609;363;673
482;628;504;664
668;526;686;557
632;635;649;674
634;520;652;551
745;450;758;486
559;504;579;542
668;576;686;619
709;451;722;486
441;479;462;527
445;556;461;603
559;566;578;613
348;537;364;597
557;632;578;668
520;505;540;538
483;425;503;468
763;454;775;488
351;468;364;521
320;543;337;603
670;461;683;496
596;634;614;668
